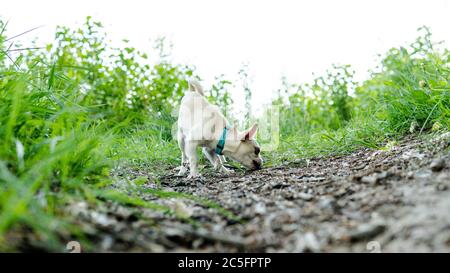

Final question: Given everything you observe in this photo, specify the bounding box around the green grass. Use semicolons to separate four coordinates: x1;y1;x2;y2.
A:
266;26;450;166
111;125;180;172
0;18;449;251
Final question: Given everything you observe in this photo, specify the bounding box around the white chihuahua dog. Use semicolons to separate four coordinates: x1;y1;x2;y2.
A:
177;80;263;178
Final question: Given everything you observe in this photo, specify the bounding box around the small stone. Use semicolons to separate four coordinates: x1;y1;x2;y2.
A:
361;175;378;184
90;211;117;227
318;196;337;211
254;202;267;215
67;201;89;218
100;235;114;251
407;171;414;179
377;171;389;180
115;206;133;220
164;227;185;237
272;183;284;189
353;164;366;170
298;192;313;201
304;232;321;252
430;158;445;172
173;201;193;218
346;223;386;242
415;170;432;179
436;184;448;191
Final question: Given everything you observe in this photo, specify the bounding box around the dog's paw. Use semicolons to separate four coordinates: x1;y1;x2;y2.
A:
186;173;201;179
220;166;233;174
177;166;188;176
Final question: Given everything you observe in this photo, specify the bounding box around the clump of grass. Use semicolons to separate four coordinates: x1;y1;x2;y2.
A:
0;64;112;250
365;27;450;134
271;26;449;163
0;17;238;251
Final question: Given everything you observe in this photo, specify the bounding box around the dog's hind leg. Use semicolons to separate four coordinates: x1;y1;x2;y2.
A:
177;130;188;176
186;142;200;178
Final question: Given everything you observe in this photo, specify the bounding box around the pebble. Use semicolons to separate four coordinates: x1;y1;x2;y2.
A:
100;235;115;250
347;223;386;242
254;202;267;215
318;196;337;211
298;192;314;201
361;175;378;184
360;171;392;185
304;232;321;252
173;201;194;218
430;158;445;172
353;163;366;170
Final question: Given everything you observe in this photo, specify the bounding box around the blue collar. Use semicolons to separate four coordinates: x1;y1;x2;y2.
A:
215;126;229;155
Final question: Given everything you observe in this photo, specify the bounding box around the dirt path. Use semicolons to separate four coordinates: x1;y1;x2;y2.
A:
67;134;450;252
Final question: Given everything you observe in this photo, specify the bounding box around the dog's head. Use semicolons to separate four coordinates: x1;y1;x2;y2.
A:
226;124;263;170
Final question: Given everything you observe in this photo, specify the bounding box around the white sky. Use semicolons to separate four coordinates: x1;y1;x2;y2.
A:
2;0;450;113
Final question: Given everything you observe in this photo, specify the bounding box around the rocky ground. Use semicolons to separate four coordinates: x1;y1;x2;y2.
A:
66;134;450;252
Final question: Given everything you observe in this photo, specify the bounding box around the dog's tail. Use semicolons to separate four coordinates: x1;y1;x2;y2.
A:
188;79;205;96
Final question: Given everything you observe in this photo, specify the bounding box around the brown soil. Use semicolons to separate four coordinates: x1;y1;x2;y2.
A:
64;134;450;252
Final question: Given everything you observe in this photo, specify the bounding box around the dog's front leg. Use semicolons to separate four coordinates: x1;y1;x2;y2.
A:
185;142;200;178
216;155;231;174
202;148;231;174
202;147;216;167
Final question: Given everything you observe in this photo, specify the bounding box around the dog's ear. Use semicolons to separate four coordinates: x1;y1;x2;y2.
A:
241;123;258;141
188;81;196;91
188;79;204;96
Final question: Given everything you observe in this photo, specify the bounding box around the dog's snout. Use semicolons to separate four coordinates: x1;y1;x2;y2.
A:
252;159;262;170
